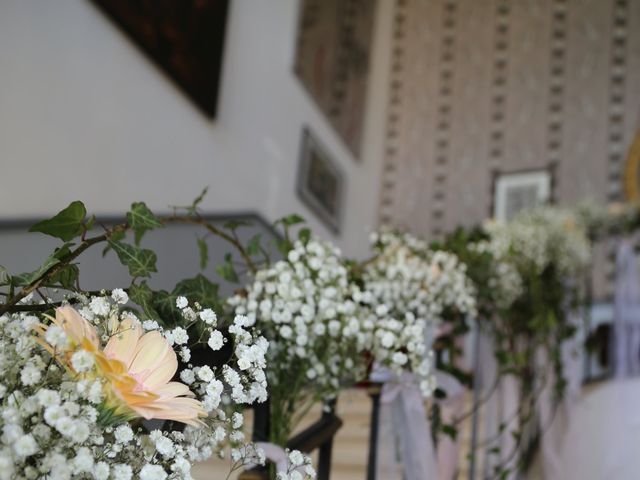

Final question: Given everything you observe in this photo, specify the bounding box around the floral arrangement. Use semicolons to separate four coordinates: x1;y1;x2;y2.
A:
433;206;593;478
468;239;523;311
362;230;477;396
228;235;369;445
481;207;591;279
0;198;316;479
0;191;615;479
575;200;640;240
0;293;270;479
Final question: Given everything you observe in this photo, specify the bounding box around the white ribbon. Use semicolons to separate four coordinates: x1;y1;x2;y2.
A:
477;331;519;479
246;442;307;476
373;366;438;480
434;371;466;480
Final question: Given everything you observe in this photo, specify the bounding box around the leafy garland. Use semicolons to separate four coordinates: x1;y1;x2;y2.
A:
2;194;634;479
0;193;318;480
434;206;592;477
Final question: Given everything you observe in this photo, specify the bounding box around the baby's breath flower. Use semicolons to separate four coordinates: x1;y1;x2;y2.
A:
70;350;94;373
176;296;188;309
111;288;129;305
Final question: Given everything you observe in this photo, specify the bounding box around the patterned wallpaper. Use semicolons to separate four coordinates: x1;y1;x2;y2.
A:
377;0;640;297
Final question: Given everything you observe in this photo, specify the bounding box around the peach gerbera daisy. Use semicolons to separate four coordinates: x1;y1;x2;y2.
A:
39;306;205;426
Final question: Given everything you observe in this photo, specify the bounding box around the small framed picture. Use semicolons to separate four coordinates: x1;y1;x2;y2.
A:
297;128;344;233
492;168;552;221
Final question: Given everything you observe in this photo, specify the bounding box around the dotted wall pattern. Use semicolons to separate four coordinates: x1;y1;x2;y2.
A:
378;0;407;226
487;0;510;174
376;0;640;300
607;0;629;202
430;0;458;237
546;0;568;201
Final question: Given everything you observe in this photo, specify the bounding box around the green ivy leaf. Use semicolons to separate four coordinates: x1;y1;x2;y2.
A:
126;202;163;245
247;234;262;256
12;243;73;286
29;201;87;241
298;227;311;245
223;219;251;232
192;187;208;209
102;231;126;257
129;282;160;319
84;215;96;232
151;290;181;326
49;264;80;290
215;253;239;283
275;238;293;256
173;274;220;307
108;240;157;278
276;213;306;227
433;387;447;400
441;424;458;441
197;237;208;270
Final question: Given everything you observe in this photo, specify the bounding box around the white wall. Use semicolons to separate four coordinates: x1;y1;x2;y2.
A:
0;0;392;258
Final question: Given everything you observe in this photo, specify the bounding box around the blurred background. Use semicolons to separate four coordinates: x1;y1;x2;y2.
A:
0;0;636;266
0;0;639;478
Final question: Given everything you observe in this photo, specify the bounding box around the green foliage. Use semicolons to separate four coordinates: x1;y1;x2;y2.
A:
29;201;87;241
49;264;80;290
126;202;163;245
197;237;208;270
150;290;178;324
275;214;305;227
170;187;209;216
273;214;308;255
128;282;160;319
102;231;125;257
147;275;221;327
275;237;292;256
13;243;73;286
215;253;239;283
223;219;251;232
173;274;220;305
108;240;157;278
246;234;262;256
441;424;458;441
298;227;311;245
191;187;208;211
84;215;96;232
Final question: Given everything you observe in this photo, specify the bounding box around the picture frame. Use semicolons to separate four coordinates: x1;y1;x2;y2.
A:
293;0;377;159
90;0;229;118
492;168;552;222
297;128;344;233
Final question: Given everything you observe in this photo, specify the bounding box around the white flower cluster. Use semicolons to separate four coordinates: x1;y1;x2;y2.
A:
482;207;591;279
228;238;368;402
575;200;639;239
0;294;270;479
274;449;316;480
364;231;477;396
175;299;269;408
470;239;524;309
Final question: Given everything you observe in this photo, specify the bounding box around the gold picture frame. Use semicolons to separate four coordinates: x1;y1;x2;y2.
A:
624;131;640;202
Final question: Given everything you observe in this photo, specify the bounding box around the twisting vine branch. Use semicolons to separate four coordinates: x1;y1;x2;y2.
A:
163;214;258;274
0;224;128;315
0;207;262;316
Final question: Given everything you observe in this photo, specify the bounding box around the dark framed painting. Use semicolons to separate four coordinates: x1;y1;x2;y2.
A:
294;0;377;159
90;0;229;118
297;128;344;233
492;167;553;221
